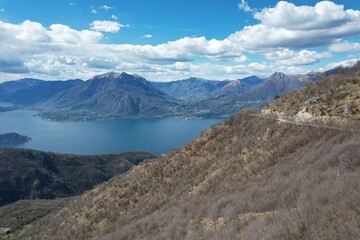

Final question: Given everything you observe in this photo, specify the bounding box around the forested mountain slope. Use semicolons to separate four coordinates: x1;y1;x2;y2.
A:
0;149;155;206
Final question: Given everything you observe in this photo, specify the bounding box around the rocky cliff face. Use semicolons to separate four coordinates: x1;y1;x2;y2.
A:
264;62;360;121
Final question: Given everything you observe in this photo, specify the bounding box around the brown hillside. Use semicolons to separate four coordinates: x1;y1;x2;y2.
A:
0;198;70;239
265;62;360;120
21;109;360;240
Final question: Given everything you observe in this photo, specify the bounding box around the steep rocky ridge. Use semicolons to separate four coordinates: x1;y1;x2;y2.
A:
264;62;360;121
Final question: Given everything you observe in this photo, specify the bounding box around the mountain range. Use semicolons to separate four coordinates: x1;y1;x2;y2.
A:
5;79;83;105
0;69;333;121
0;78;83;104
176;71;324;118
152;77;230;101
0;78;42;101
3;62;358;239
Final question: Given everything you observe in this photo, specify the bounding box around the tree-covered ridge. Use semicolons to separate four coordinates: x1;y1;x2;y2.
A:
0;149;155;206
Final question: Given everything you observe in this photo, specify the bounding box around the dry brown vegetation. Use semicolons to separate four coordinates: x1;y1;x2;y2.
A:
266;62;360;120
0;198;70;239
18;108;360;239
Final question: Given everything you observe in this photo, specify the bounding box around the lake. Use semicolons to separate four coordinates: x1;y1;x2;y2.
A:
0;110;221;155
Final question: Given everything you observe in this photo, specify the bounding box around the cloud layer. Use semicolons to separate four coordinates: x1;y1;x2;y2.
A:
329;42;360;52
0;1;360;81
230;1;360;50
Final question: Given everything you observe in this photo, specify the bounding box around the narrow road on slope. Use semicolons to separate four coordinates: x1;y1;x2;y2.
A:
251;112;360;133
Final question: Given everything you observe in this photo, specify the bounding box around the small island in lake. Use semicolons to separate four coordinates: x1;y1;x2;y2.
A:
0;133;31;144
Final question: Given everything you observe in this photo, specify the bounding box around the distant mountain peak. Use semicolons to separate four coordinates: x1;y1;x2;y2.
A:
91;72;132;80
227;79;242;86
270;72;287;79
239;75;263;85
40;72;177;120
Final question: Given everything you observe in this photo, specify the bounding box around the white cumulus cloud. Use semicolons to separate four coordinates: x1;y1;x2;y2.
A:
254;1;352;30
49;24;103;44
322;58;360;71
90;20;123;33
265;49;332;66
142;34;153;38
228;1;360;50
329;42;360;52
238;0;253;13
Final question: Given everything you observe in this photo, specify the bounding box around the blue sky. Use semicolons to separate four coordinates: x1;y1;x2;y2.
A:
0;0;359;82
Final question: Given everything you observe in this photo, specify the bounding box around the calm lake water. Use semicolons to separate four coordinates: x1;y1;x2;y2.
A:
0;110;220;155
